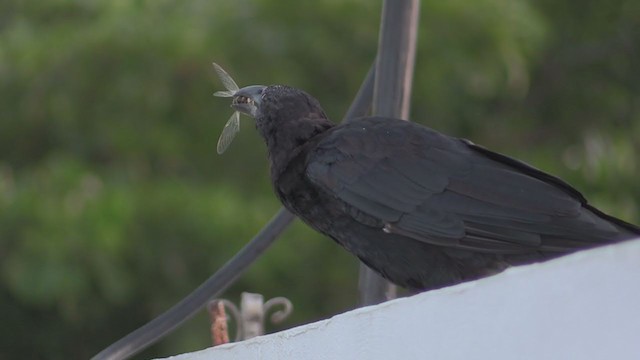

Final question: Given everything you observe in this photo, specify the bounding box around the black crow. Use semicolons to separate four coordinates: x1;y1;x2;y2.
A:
223;84;639;291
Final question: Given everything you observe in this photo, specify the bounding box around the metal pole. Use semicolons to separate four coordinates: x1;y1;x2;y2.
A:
92;209;295;360
359;0;420;306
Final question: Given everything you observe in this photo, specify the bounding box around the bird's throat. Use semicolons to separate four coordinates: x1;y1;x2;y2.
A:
258;115;334;178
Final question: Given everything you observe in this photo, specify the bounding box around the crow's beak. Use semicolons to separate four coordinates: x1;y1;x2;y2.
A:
232;85;266;118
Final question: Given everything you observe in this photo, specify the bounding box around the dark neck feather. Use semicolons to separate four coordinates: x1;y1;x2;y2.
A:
257;113;334;178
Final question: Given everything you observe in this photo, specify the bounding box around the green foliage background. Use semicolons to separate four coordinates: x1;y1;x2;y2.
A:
0;0;638;358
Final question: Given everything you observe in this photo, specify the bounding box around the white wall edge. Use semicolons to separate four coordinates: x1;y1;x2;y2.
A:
159;238;640;360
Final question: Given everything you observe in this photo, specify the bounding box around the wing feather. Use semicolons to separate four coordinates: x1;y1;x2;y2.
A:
306;117;621;253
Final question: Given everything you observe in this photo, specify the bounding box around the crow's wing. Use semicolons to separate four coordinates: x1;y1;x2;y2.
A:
306;117;623;253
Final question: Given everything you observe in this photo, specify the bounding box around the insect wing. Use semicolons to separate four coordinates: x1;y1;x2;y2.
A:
212;62;239;93
216;111;240;154
213;90;235;98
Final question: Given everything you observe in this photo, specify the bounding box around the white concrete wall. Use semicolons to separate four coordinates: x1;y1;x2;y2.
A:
161;239;640;360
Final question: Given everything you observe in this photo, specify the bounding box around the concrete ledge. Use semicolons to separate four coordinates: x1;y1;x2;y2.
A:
161;239;640;360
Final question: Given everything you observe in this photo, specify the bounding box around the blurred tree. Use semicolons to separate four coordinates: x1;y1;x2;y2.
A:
0;0;637;358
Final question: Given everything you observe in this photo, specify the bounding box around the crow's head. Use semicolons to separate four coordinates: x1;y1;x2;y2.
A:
232;85;326;125
232;85;330;147
212;63;331;156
